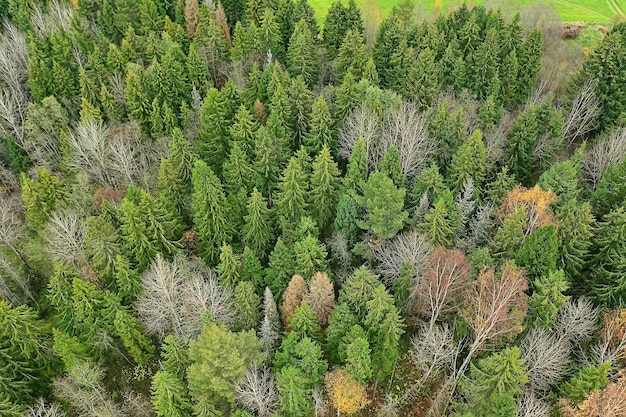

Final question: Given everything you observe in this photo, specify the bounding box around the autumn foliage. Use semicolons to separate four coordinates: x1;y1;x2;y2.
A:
561;370;626;417
325;369;371;415
280;275;308;330
499;185;557;236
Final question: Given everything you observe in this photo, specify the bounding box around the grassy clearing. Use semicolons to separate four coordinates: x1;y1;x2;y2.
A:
312;0;624;26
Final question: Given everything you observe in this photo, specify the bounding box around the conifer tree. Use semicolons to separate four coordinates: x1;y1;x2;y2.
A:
515;224;559;283
323;2;349;58
253;126;283;195
309;146;341;235
345;337;373;384
359;172;407;239
408;47;441;109
21;169;67;231
242;189;273;260
287;76;315;146
281;274;308;328
335;30;369;84
555;200;594;284
161;335;190;380
529;270;569;328
289;301;322;342
450;129;487;193
152;370;193;417
561;363;610;403
113;309;155;365
158;158;187;222
274;157;308;235
420;197;456;248
241;246;265;290
304;272;335;327
276;366;312;417
293;235;328;279
192;161;232;264
471;29;500;100
198;88;230;173
230;105;259;158
379;146;405;189
265;238;296;299
235;281;262;330
223;142;253;195
114;255;141;304
338;266;380;319
260;9;285;61
85;215;122;282
304;96;334;156
325;303;358;364
218;243;241;288
591;207;626;306
287;19;318;88
492;209;527;259
344;138;368;193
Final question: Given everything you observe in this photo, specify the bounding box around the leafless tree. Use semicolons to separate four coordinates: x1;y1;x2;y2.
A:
584;311;626;374
405;323;458;401
53;361;126;417
312;386;328;417
374;229;432;286
259;315;280;357
121;391;153;417
583;127;626;188
459;204;495;253
28;398;67;417
381;102;435;178
65;119;116;187
0;253;37;306
0;195;31;267
413;247;471;325
136;256;236;339
563;80;601;146
31;0;74;36
454;178;476;243
377;394;399;417
338;104;382;161
326;233;353;282
520;328;571;393
555;298;597;344
236;367;278;417
44;210;86;267
517;391;551;417
483;116;512;171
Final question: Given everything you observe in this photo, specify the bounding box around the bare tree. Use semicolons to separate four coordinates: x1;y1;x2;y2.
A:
338;105;382;161
44;210;86;267
412;247;471;325
263;287;281;333
312;386;328;417
555;298;597;344
374;229;432;286
454;178;476;243
381;102;435;178
31;0;74;36
377;394;399;417
236;367;278;417
585;310;626;373
28;398;67;417
405;323;458;401
520;328;571;393
0;195;31;268
460;204;495;253
517;391;551;417
121;391;153;417
65;119;116;187
583;127;626;188
483;116;512;171
136;256;236;339
259;315;280;357
564;79;601;146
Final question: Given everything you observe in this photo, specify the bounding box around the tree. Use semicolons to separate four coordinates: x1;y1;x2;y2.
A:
235;367;278;417
198;88;229;172
274;157;308;234
230;105;259;158
235;281;262;331
114;255;141;304
85;215;121;282
325;369;371;415
345;337;373;384
359;171;407;239
265;238;295;300
287;76;315;146
420;196;457;248
412;247;470;325
21;169;66;231
280;274;308;329
520;328;571;393
276;366;312;417
325;304;358;364
303;272;335;327
309;146;341;236
529;270;570;328
289;302;322;342
161;335;190;380
188;322;263;413
114;309;155;366
365;285;405;380
461;347;528;402
287;19;318;88
561;363;610;404
293;235;328;279
591;207;626;306
335;30;369;84
304;96;334;157
152;371;193;417
449;130;487;193
515;224;559;283
241;189;273;260
192;160;231;264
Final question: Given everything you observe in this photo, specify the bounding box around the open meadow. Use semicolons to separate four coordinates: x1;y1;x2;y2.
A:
310;0;625;25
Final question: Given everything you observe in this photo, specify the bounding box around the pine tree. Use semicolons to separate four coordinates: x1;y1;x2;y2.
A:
265;238;296;300
449;129;487;193
152;370;193;417
274;157;308;235
529;270;569;328
359;172;407;239
304;96;334;156
192;161;232;264
309;146;341;235
235;281;262;330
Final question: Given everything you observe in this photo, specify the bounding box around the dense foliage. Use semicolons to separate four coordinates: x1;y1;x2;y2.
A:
1;0;626;416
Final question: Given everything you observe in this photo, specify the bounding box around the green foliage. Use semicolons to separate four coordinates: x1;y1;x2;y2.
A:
515;225;559;282
85;215;122;282
304;96;334;157
161;335;190;380
529;270;570;328
289;301;322;342
235;281;262;330
21;169;66;231
338;266;380;319
561;362;610;403
293;235;328;279
345;336;373;384
276;365;313;417
114;310;154;365
591;207;626;306
152;370;193;417
188;322;263;413
420;197;456;248
265;238;295;300
287;19;318;88
379;146;404;189
450;129;486;192
556;200;594;285
359;171;407;239
275;157;308;235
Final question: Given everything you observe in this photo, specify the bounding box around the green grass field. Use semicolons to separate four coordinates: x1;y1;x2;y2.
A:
310;0;625;26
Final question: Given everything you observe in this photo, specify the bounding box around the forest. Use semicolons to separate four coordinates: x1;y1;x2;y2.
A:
1;0;626;416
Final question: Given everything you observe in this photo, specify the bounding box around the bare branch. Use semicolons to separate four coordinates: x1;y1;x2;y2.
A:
517;391;551;417
555;298;597;344
374;229;432;286
563;79;601;146
28;398;67;417
43;210;86;267
236;367;278;417
583;127;626;188
338;105;382;161
520;328;571;393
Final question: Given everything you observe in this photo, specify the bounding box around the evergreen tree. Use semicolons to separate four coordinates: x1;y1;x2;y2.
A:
114;255;141;304
561;363;610;403
309;146;341;235
325;303;358;364
449;130;487;193
221;0;247;26
491;209;527;259
345;337;373;384
21;169;67;231
241;189;273;260
591;207;626;305
274;157;308;235
515;225;559;283
235;281;262;330
113;309;155;366
287;19;318;88
323;2;349;58
241;246;265;290
289;302;322;342
338;266;380;319
229;105;259;158
304;96;334;156
529;270;569;328
359;172;407;239
161;335;190;380
276;366;312;417
192;161;232;264
217;243;241;288
223;142;253;195
335;30;369;84
265;238;295;300
152;370;193;417
198;88;230;173
85;215;122;282
334;192;362;245
287;76;315;146
293;235;328;279
538;146;584;207
379;146;405;189
470;29;500;100
253;126;284;195
420;197;456;248
555;200;594;285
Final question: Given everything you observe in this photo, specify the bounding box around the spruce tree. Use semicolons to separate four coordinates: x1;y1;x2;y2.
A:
241;247;265;290
293;235;328;279
21;169;67;231
449;129;487;193
235;281;262;331
161;335;190;380
152;371;193;417
561;363;610;403
287;76;315;146
555;200;594;286
253;126;284;195
345;337;373;384
359;172;407;239
223;142;253;195
304;96;334;156
591;207;626;306
335;30;369;84
241;189;273;260
529;270;569;328
515;225;559;283
85;215;122;282
229;105;259;158
287;19;318;88
276;366;312;417
309;146;341;235
274;157;308;235
198;88;230;173
113;310;155;365
379;146;405;189
420;197;456;248
217;244;241;288
265;238;296;300
338;266;380;319
289;302;322;342
192;160;232;264
114;255;141;304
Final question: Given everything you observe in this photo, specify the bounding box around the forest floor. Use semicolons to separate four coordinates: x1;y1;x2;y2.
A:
310;0;626;26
